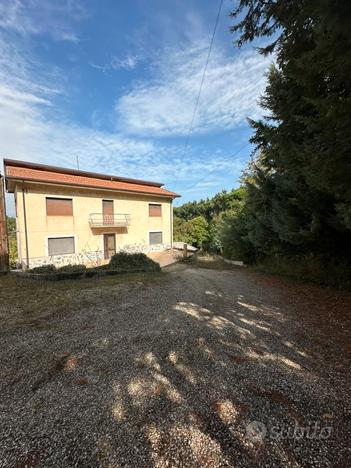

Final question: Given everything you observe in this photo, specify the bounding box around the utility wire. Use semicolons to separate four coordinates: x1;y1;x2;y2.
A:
173;0;224;189
181;141;251;194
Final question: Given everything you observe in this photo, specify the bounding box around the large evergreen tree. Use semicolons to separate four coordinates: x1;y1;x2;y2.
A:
228;0;351;263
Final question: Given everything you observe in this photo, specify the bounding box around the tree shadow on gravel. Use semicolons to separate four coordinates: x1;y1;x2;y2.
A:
3;267;351;467
96;278;350;466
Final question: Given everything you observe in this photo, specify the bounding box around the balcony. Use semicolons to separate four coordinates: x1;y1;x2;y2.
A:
89;213;131;228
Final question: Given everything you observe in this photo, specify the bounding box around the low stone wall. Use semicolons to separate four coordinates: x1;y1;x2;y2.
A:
24;243;171;269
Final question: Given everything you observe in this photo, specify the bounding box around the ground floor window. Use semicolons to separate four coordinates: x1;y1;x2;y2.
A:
48;237;75;256
149;231;163;245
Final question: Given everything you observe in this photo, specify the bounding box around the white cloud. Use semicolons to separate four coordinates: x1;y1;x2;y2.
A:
59;32;80;44
0;0;85;42
0;7;261;215
91;54;141;73
112;54;140;71
116;43;272;137
0;33;244;216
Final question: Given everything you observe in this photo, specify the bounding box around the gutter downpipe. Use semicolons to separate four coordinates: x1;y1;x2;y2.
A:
22;181;29;269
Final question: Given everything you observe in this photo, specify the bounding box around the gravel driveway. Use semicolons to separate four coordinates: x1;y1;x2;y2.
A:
0;264;350;467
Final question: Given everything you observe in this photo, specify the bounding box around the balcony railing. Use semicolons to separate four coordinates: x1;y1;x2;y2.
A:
89;213;131;228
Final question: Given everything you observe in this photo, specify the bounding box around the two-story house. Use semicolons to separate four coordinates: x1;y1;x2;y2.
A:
4;159;180;269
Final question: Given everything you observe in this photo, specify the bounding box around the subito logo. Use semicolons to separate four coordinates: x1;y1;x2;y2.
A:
246;421;267;442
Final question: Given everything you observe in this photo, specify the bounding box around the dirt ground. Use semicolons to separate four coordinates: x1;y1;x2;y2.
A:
0;261;350;467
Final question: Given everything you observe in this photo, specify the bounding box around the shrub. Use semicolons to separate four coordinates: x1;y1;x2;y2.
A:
29;264;56;274
108;252;160;272
56;264;87;274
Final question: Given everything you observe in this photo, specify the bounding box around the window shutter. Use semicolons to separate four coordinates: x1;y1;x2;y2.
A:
149;204;162;217
46;198;73;216
149;232;163;245
48;237;75;256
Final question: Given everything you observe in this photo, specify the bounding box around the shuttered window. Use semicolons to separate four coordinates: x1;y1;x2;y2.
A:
149;203;162;217
149;231;163;245
46;197;73;216
48;237;75;256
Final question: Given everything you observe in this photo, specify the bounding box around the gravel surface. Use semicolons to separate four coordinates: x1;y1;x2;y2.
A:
0;264;350;467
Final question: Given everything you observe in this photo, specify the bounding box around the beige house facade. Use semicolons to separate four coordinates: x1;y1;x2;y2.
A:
4;159;180;269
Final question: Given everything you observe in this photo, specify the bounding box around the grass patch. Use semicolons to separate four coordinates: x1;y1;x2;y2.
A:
0;270;167;321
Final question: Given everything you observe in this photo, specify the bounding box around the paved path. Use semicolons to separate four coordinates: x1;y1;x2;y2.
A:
148;248;184;267
0;264;350;467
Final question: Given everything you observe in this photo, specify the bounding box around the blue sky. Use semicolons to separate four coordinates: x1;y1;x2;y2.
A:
0;0;273;215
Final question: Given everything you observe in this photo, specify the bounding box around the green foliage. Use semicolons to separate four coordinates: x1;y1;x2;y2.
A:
56;264;86;273
221;210;256;264
174;215;210;248
29;264;57;274
174;188;246;250
174;188;245;222
6;216;17;268
108;252;161;272
225;0;351;283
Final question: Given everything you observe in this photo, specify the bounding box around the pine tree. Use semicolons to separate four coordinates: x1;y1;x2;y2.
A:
229;0;351;263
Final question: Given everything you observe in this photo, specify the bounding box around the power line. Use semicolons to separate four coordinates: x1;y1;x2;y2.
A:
173;0;224;189
181;141;251;194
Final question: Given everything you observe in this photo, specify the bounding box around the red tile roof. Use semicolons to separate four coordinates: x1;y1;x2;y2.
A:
4;160;180;198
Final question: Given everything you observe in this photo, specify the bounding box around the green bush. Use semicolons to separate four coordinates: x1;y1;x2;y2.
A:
108;252;160;272
56;264;87;273
29;264;56;274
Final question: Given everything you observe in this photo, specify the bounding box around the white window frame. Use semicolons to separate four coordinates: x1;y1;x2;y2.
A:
148;230;163;245
45;234;77;257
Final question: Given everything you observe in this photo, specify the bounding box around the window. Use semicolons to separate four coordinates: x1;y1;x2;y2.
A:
48;237;75;256
46;197;73;216
149;203;162;217
149;231;163;245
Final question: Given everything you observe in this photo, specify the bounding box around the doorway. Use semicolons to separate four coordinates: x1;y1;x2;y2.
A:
103;233;116;259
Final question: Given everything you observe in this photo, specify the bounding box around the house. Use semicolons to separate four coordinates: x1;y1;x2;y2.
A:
4;159;180;269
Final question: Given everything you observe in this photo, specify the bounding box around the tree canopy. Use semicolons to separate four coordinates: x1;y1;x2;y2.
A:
224;0;351;270
173;188;245;249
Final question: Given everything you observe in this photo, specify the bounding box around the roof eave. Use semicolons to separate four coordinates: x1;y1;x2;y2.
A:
5;176;180;199
3;158;164;188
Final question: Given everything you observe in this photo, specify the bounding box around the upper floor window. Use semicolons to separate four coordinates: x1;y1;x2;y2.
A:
46;197;73;216
149;203;162;217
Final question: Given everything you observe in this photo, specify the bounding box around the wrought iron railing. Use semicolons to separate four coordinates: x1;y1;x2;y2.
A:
89;213;131;227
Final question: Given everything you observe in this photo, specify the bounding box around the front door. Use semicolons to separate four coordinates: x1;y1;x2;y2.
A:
103;200;114;225
103;234;116;259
